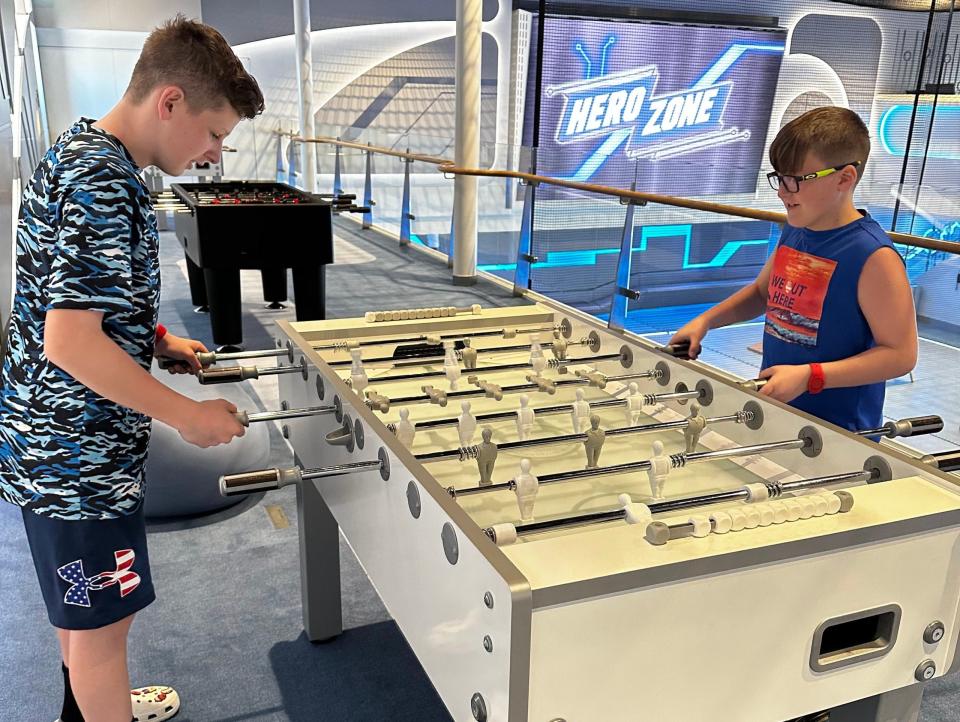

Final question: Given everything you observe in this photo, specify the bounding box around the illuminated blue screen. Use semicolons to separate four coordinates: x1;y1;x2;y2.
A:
523;16;786;197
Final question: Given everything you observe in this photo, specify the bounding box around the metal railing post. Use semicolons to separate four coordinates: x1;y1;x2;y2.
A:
608;187;645;333
333;137;343;195
447;195;456;268
512;178;538;296
363;143;374;229
275;132;286;182
286;139;299;187
400;153;414;246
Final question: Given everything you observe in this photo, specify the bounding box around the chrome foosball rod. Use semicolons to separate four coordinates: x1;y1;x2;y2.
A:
346;353;621;386
375;369;678;410
452;428;820;498
219;449;391;496
326;339;565;368
416;410;753;463
313;324;560;352
387;397;630;432
157;346;294;370
197;358;307;385
233;405;335;427
484;468;869;546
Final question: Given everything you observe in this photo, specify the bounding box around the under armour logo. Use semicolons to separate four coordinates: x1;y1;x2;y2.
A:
57;549;141;608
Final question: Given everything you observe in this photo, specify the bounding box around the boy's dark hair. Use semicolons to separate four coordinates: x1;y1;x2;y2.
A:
769;106;869;180
126;15;264;119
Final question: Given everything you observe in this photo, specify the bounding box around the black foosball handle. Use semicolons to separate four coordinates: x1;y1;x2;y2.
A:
157;352;217;371
661;341;691;359
923;450;960;473
197;366;258;385
885;415;943;437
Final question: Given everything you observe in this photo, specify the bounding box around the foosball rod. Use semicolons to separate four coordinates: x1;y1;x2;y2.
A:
157;347;294;370
160;324;563;370
233;405;334;426
389;397;629;432
416;411;753;463
380;370;682;407
219;453;388;496
387;387;674;432
484;469;869;545
197;360;306;385
314;324;559;352
452;431;815;497
922;450;960;472
350;353;620;385
326;340;563;368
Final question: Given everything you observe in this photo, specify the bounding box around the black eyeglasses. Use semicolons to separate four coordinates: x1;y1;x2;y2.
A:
767;161;862;193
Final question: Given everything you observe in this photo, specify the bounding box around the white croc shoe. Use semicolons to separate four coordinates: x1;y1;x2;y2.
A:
131;685;180;722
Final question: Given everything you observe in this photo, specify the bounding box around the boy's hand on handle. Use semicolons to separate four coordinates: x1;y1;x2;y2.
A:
758;364;811;403
667;318;708;360
156;334;208;375
178;399;246;448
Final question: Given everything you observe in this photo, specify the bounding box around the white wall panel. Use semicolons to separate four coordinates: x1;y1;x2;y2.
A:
34;0;201;32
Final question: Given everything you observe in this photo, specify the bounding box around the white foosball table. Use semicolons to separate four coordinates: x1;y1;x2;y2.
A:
215;299;960;722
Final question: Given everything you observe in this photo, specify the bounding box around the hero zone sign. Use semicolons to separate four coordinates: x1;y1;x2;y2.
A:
548;65;748;161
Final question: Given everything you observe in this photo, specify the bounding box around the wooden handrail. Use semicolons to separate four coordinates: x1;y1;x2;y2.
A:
298;135;960;256
298;135;449;166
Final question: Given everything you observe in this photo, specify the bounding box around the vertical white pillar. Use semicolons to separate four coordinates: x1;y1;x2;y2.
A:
293;0;317;191
453;0;482;285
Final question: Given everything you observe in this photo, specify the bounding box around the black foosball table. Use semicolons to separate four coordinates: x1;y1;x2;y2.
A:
168;181;337;350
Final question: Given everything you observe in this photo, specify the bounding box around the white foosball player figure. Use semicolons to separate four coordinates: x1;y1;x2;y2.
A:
683;401;708;453
515;394;536;441
551;331;568;361
646;440;671;499
477;426;498;486
461;340;478;370
514;458;539;521
529;335;547;375
583;414;605;469
350;348;368;392
571;388;592;433
458;401;477;446
395;408;416;446
625;382;644;426
443;341;461;390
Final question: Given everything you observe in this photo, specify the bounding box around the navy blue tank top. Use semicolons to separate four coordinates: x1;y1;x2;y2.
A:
761;213;896;431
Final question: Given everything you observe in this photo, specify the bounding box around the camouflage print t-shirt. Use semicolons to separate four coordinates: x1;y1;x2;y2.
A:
0;118;161;520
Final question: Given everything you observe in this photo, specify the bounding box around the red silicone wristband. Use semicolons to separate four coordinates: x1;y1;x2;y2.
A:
155;324;168;343
807;362;825;395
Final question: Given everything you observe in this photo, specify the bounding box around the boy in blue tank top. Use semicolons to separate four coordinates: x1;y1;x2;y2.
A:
669;106;918;432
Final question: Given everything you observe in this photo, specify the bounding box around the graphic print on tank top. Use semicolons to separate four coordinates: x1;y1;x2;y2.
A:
764;245;837;347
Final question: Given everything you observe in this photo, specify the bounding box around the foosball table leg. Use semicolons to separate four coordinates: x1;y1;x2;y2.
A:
296;479;343;642
203;267;244;348
184;254;208;310
292;264;327;321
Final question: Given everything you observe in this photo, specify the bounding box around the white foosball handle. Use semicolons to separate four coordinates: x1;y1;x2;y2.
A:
489;523;518;547
745;483;770;502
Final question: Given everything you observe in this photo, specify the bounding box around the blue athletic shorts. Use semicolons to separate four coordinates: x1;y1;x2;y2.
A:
21;504;156;630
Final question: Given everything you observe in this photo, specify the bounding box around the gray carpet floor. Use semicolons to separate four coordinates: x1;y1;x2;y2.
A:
1;217;958;721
